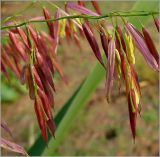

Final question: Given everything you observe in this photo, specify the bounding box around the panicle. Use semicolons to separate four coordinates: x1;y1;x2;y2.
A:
1;4;159;143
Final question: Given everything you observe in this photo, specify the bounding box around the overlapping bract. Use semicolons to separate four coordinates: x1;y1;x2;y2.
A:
1;1;159;142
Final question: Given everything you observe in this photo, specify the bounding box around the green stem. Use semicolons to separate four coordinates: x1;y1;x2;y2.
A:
1;11;159;30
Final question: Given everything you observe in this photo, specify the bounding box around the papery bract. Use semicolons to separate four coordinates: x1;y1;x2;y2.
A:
106;39;116;102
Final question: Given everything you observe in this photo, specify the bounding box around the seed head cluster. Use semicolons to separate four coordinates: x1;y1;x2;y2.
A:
1;1;159;142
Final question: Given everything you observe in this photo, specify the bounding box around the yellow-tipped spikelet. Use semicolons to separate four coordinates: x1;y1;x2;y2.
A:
115;49;122;79
125;33;135;64
59;19;67;38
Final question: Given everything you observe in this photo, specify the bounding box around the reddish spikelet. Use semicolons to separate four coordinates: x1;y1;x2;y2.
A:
43;8;54;38
51;57;66;83
126;22;158;70
5;43;21;62
54;9;61;42
39;32;65;82
41;31;55;44
106;39;116;102
35;65;55;107
78;26;85;38
65;22;72;42
31;65;44;90
82;22;105;67
40;31;57;56
78;1;85;6
67;2;99;16
20;65;27;85
10;28;19;34
2;51;20;78
4;44;13;56
115;33;121;52
9;32;27;61
120;53;130;94
131;89;138;112
47;119;56;137
28;25;38;46
34;97;48;143
0;138;29;156
13;57;22;75
91;1;102;15
116;26;126;52
73;32;81;49
1;121;12;137
36;52;55;91
154;17;160;32
35;34;54;73
85;20;94;34
128;92;137;140
45;83;55;108
100;27;109;58
38;89;53;120
26;65;35;100
130;64;141;96
1;60;9;80
142;27;159;65
16;27;29;49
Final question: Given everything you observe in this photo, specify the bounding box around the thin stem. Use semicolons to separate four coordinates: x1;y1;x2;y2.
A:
1;11;159;30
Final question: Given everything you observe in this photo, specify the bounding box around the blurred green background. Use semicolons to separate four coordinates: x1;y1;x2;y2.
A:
1;1;159;156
